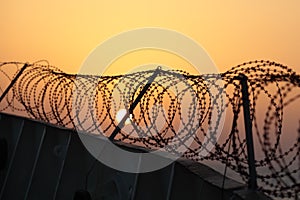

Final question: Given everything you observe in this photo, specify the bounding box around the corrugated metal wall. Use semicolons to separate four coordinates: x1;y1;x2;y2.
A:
0;113;263;200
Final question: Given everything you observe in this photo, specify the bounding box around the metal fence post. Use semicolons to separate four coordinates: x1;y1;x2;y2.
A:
238;74;258;190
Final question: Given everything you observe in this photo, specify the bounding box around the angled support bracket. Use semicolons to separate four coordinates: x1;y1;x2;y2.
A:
109;67;161;141
0;63;29;103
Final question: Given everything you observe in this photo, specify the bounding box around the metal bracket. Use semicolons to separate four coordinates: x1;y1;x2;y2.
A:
0;63;29;103
109;66;161;141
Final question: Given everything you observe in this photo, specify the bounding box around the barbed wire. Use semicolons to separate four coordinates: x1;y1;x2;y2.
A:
0;60;299;198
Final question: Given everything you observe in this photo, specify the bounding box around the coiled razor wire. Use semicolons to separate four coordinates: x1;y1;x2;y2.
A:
0;60;299;199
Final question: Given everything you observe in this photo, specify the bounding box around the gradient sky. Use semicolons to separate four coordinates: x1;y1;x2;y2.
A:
1;1;299;180
1;1;300;74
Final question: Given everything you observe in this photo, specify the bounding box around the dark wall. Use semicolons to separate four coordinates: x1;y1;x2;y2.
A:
0;113;255;200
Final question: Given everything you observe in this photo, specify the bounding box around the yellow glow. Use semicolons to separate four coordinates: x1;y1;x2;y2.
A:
103;49;199;76
0;1;299;73
116;109;131;125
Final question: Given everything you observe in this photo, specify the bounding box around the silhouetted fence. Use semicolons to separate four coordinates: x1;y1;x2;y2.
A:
0;60;299;199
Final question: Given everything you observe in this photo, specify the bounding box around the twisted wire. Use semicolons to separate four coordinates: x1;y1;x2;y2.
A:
0;60;299;198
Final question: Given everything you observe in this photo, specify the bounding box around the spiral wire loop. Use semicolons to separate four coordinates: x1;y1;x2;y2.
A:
0;60;299;198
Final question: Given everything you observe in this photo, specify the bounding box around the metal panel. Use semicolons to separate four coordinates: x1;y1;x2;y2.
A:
134;162;174;200
25;126;70;200
0;119;45;199
54;133;95;200
0;114;24;197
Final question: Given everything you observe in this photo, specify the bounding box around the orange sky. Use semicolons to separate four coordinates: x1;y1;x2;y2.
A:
1;1;300;74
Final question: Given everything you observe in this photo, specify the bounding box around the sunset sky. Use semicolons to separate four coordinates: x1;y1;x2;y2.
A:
1;1;299;184
1;1;300;74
